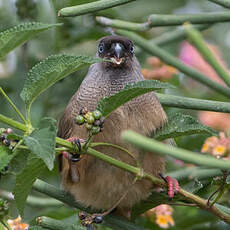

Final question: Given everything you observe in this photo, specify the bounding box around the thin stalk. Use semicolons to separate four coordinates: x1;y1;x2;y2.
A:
116;29;230;98
184;24;230;88
150;24;210;46
122;130;230;170
168;167;222;181
0;114;27;132
0;190;62;207
208;0;230;8
0;87;26;124
58;0;136;17
148;12;230;27
96;12;230;31
156;93;230;113
96;16;150;32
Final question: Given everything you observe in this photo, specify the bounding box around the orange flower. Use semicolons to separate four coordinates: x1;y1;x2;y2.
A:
5;216;29;230
145;204;175;229
156;214;175;229
142;57;178;81
201;132;230;158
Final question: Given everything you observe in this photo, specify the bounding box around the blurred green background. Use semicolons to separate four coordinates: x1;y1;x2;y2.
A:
1;0;230;229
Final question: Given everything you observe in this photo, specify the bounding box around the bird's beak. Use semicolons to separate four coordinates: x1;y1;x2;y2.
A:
111;43;125;65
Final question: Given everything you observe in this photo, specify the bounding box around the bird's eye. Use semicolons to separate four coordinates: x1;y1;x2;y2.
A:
98;44;104;54
130;46;134;54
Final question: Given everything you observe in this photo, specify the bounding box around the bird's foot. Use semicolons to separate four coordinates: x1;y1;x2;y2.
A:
62;137;86;162
159;173;180;199
78;211;103;230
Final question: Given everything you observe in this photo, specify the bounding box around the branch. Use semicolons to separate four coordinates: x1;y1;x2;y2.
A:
96;12;230;31
58;0;136;17
208;0;230;8
184;24;230;88
150;24;210;47
0;190;62;207
156;93;230;113
33;180;147;230
168;167;222;181
37;216;85;230
115;29;230;98
1;113;230;223
122;130;230;170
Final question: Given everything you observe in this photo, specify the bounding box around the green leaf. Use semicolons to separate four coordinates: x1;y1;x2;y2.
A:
8;149;29;174
20;55;102;111
0;22;61;58
0;145;13;171
154;112;218;141
24;118;57;170
13;158;46;217
97;80;174;117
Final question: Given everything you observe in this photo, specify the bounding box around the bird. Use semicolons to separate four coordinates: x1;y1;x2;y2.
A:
58;35;178;219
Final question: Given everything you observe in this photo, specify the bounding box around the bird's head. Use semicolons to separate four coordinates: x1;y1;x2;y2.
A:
97;35;135;68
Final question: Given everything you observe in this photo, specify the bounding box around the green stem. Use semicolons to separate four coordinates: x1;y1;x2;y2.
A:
0;87;26;124
96;12;230;31
168;167;222;181
91;142;137;162
0;114;27;132
156;93;230;112
37;216;85;230
32;180;145;230
0;190;62;207
208;0;230;8
150;24;210;46
148;12;230;27
96;16;150;32
116;29;230;98
122;130;230;170
58;0;136;17
184;24;230;88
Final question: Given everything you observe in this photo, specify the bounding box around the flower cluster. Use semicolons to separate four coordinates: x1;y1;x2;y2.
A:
5;216;29;230
142;57;178;81
201;132;230;158
146;204;174;229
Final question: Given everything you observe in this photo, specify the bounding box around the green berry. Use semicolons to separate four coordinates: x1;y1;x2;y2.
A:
91;126;100;135
92;110;102;120
85;123;93;130
86;115;95;124
75;115;85;125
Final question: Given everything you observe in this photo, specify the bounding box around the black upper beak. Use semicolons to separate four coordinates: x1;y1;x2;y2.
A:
114;43;123;59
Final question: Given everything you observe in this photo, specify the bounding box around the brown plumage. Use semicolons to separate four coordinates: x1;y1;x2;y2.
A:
58;35;167;215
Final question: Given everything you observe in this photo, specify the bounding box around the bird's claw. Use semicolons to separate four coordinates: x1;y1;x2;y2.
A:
159;173;180;199
62;137;86;163
78;211;103;230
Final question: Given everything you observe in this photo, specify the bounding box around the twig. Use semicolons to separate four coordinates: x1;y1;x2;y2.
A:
0;87;26;124
58;0;136;17
156;93;230;113
115;29;230;98
96;12;230;31
150;24;210;46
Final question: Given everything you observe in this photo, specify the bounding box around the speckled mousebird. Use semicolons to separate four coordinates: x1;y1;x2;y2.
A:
58;35;178;217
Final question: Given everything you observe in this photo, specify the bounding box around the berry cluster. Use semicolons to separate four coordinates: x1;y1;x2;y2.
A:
75;108;104;135
0;199;9;220
0;128;13;148
78;211;103;230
